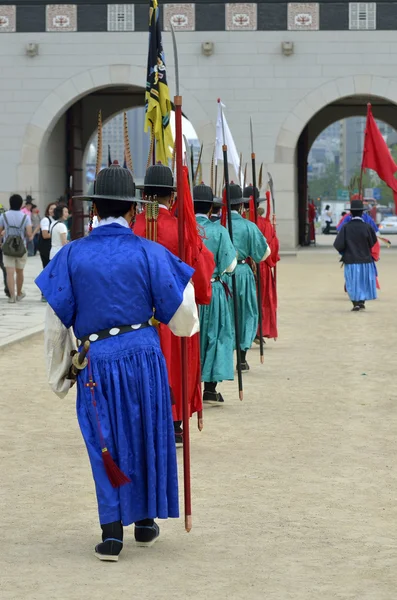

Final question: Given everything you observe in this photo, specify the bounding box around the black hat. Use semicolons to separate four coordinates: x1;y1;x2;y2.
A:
25;195;34;205
243;185;265;204
74;162;140;202
193;183;214;203
224;183;244;205
141;164;175;191
350;199;366;211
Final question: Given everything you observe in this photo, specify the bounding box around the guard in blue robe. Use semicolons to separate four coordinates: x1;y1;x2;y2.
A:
193;184;237;404
36;163;199;561
222;184;270;371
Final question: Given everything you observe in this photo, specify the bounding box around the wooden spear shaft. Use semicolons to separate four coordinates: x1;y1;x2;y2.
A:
175;94;192;532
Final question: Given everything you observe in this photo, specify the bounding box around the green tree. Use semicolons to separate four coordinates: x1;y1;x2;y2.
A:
308;161;340;201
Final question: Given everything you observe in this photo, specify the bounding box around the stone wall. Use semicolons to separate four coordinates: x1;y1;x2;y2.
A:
1;29;397;247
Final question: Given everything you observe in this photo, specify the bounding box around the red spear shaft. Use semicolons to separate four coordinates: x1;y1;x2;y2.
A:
172;26;192;533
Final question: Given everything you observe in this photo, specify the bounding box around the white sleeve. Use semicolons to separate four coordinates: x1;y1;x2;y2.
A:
224;257;237;274
40;217;49;231
167;281;200;337
260;246;271;262
44;305;77;399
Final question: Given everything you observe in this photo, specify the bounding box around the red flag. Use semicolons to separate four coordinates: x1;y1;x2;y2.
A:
362;104;397;207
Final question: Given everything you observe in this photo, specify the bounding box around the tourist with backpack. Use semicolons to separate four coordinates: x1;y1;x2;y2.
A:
0;194;32;303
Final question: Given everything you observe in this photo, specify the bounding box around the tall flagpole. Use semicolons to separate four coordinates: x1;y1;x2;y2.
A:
250;118;264;364
220;101;243;401
171;24;192;533
268;172;278;300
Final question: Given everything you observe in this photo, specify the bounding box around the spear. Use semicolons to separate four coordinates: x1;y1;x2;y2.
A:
268;172;277;291
193;142;203;185
219;100;243;400
250;118;264;364
171;24;192;533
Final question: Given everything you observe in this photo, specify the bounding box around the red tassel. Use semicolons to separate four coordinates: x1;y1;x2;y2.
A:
101;448;131;488
221;189;227;228
249;195;256;223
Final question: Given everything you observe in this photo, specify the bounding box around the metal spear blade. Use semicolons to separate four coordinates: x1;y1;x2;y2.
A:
170;24;179;96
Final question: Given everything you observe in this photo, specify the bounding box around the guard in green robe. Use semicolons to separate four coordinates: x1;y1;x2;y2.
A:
223;184;270;371
194;184;237;404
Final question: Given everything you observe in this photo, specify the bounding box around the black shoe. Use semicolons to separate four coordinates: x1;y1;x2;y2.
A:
95;521;123;562
351;305;360;312
359;302;366;310
203;390;224;404
254;336;266;345
4;289;10;298
135;519;160;547
175;431;183;446
237;362;250;371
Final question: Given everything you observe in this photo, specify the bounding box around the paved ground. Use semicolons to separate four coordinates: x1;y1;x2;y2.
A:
1;250;397;600
0;255;45;348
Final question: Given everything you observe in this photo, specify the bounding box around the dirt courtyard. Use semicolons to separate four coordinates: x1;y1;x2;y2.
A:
1;250;397;600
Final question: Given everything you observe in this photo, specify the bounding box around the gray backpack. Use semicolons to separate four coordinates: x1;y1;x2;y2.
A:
2;213;27;257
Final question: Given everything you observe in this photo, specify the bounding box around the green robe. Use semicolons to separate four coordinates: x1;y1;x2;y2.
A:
223;212;268;351
196;216;237;382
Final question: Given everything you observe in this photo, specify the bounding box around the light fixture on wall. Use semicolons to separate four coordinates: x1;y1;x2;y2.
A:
281;41;294;56
26;43;39;57
202;41;214;56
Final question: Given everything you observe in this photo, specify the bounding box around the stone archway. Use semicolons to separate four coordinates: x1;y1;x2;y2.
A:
271;76;397;248
17;64;213;202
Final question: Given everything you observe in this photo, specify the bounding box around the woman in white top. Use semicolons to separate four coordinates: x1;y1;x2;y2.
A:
50;204;69;260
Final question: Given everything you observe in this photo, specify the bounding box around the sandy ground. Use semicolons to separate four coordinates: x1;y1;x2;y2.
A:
1;250;397;600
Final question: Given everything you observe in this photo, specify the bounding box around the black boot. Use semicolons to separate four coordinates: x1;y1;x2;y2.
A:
95;521;123;562
351;301;360;312
203;382;224;404
135;518;160;547
359;301;366;310
237;350;250;372
174;420;183;446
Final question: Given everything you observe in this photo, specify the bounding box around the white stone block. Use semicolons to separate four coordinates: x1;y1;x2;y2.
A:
110;64;131;84
90;66;111;90
30;93;64;131
23;124;45;149
282;113;305;137
335;77;355;99
385;80;397;104
292;99;315;126
21;144;40;165
370;76;393;100
354;75;372;95
54;78;80;105
274;144;295;165
70;70;95;96
319;80;340;105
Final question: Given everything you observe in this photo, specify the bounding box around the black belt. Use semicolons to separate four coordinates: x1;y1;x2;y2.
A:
210;276;232;299
77;322;152;346
237;259;246;264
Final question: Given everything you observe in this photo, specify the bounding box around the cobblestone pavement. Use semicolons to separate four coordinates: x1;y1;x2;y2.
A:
1;251;397;600
0;254;45;348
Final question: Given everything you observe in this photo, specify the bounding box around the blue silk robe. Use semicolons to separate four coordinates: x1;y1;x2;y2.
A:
196;216;236;382
36;224;193;526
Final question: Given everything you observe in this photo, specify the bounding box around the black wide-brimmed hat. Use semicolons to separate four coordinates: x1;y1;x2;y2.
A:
140;164;175;191
350;199;368;211
224;183;244;205
243;185;265;204
193;183;214;203
74;162;140;202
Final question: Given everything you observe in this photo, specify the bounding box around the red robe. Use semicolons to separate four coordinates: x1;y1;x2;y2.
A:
308;202;316;243
134;207;214;420
256;215;280;339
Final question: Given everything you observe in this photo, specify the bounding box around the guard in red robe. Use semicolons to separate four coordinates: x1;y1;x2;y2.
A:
308;201;316;245
243;186;280;341
134;165;214;445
